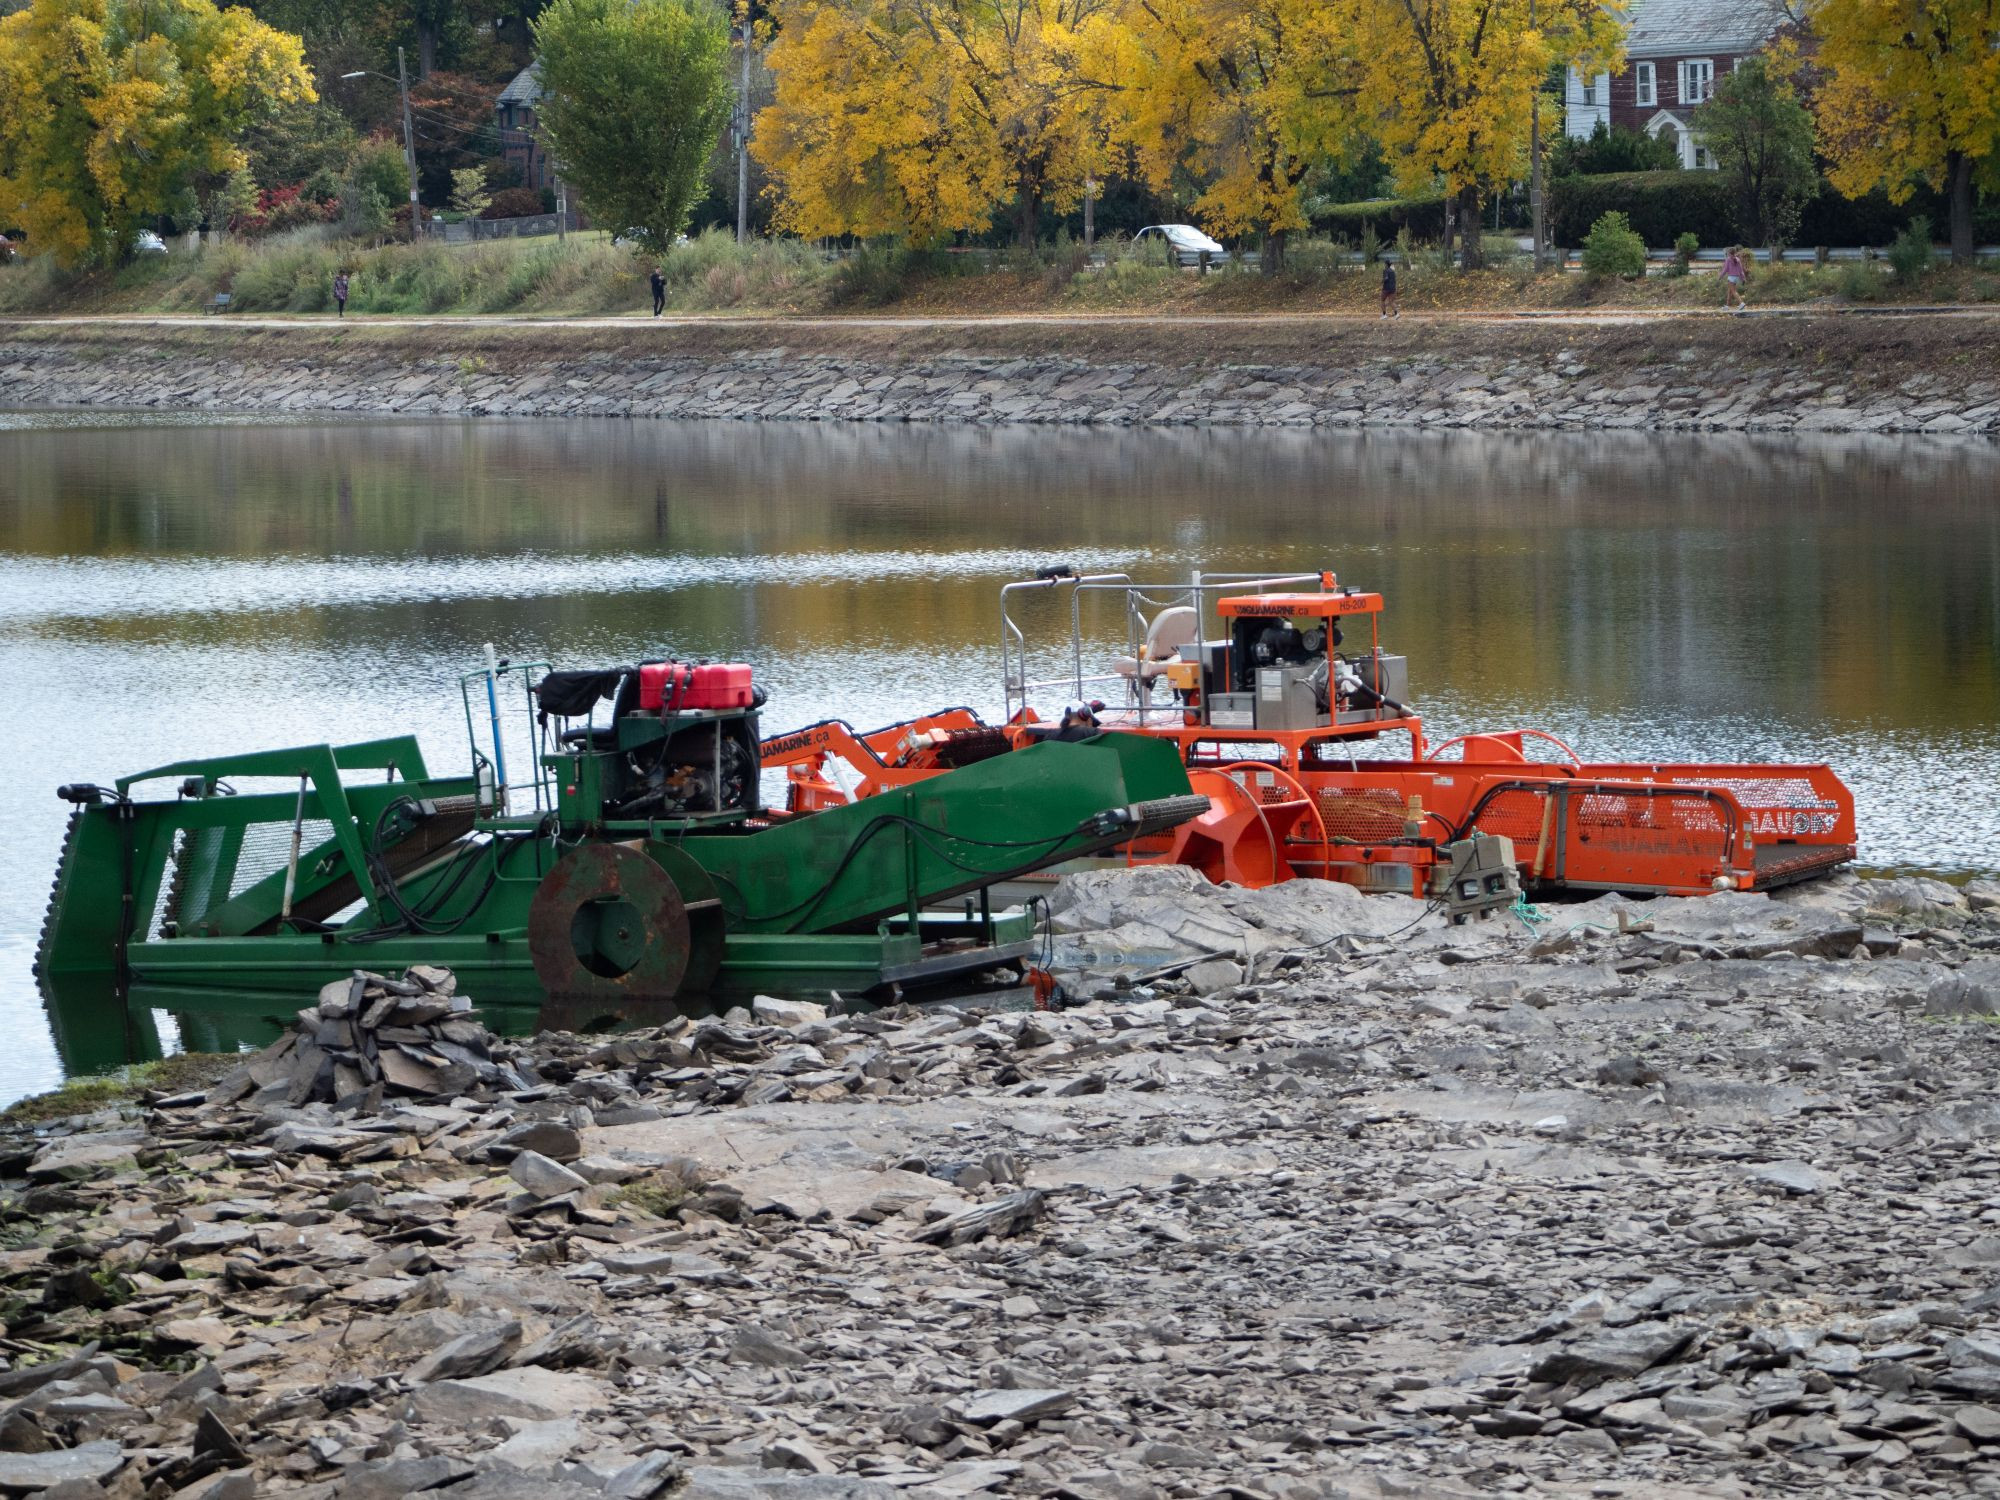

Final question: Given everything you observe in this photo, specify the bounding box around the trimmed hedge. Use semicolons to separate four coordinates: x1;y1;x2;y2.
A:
1313;194;1450;242
1550;170;2000;249
1549;172;1732;246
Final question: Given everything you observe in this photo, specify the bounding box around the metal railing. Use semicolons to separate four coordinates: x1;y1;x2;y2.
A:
999;569;1327;727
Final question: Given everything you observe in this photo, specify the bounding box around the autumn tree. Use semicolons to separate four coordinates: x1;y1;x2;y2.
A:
1120;0;1361;271
1695;54;1816;250
532;0;732;252
1813;0;2000;265
1352;0;1621;267
0;0;314;264
754;0;1123;245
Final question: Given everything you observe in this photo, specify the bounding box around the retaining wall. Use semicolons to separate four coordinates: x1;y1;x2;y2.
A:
2;320;1996;434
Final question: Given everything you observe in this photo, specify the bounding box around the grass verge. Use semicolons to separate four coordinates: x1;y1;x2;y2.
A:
5;226;2000;321
0;1054;241;1126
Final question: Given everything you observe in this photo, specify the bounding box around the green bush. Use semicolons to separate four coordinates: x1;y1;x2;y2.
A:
1749;262;1820;303
1889;217;1933;286
1314;194;1449;243
824;241;946;306
1832;261;1887;301
1271;236;1353;279
1580;211;1647;279
345;142;411;218
1670;231;1700;276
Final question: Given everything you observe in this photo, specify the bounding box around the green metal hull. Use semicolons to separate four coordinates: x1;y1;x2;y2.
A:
109;908;1038;1003
37;720;1196;1021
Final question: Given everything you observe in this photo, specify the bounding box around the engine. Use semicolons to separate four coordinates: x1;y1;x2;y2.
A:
611;719;758;818
536;660;764;825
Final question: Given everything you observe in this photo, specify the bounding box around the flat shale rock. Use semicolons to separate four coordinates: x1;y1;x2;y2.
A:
405;1320;524;1383
406;1367;609;1424
0;1439;125;1491
27;1132;143;1181
954;1387;1075;1424
1529;1321;1700;1386
509;1150;589;1198
3;874;2000;1500
677;1472;900;1499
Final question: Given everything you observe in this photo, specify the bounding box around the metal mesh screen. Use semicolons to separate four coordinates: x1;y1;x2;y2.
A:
154;818;337;935
1317;788;1412;841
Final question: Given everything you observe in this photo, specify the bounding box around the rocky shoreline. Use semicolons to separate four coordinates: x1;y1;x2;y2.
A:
6;867;2000;1498
3;318;1999;433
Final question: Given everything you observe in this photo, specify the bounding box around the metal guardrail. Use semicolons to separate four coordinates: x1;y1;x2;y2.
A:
430;211;581;244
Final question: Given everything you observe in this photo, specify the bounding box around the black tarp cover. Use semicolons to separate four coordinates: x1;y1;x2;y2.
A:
534;668;627;719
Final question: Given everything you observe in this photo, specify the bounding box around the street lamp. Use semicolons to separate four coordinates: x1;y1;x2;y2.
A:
339;57;422;227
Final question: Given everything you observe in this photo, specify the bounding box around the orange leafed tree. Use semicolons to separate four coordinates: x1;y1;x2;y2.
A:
1352;0;1623;266
753;0;1126;245
1812;0;2000;265
1118;0;1363;271
0;0;313;265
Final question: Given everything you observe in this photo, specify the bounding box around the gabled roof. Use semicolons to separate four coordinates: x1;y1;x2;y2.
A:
497;64;542;107
1623;0;1791;56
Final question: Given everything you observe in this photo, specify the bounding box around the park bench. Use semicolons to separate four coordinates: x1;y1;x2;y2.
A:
205;293;231;315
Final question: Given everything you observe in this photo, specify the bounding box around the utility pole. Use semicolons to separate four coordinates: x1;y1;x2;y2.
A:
398;46;422;237
735;9;752;243
1083;178;1096;250
1529;0;1545;272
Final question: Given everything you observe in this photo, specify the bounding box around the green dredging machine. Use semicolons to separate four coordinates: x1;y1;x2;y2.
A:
34;653;1207;1028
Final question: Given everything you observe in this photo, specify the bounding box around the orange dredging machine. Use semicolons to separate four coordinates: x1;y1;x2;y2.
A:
760;569;1858;905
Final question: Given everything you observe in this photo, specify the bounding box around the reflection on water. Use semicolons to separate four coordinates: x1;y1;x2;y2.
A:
2;415;1996;1102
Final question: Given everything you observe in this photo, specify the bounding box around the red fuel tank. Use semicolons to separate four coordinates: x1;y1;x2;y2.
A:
683;662;754;709
638;661;753;711
637;661;692;710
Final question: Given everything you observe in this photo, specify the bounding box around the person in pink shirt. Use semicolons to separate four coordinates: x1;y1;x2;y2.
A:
1722;247;1748;313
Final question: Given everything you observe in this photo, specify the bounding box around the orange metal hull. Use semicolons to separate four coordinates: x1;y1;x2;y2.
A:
763;711;1857;899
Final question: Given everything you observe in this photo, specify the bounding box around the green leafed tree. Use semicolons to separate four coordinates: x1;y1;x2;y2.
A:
1695;54;1816;251
530;0;732;254
450;165;492;216
1547;120;1679;177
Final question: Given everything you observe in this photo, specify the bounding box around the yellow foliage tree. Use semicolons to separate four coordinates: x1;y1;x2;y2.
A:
1352;0;1622;266
0;0;313;265
1119;0;1362;269
753;0;1124;245
1812;0;2000;265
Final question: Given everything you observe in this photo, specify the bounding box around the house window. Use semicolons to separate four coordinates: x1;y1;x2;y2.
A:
1694;145;1714;170
1679;59;1714;105
1636;61;1656;107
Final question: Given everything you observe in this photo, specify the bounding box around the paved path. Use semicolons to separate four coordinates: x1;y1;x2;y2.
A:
2;305;1994;333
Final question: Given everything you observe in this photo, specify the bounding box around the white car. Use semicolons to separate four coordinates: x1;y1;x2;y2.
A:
1133;223;1226;267
134;230;168;255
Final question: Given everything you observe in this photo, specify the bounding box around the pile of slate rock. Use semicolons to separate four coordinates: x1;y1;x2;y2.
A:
209;966;524;1112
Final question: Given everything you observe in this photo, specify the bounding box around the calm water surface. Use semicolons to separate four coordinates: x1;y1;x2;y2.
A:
1;414;1996;1102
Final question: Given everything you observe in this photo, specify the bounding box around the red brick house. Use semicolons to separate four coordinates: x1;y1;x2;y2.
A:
497;65;553;194
1564;0;1792;169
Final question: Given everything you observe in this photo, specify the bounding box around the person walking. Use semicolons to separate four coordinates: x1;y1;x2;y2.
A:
1380;253;1399;318
649;266;666;317
1722;247;1748;313
332;271;349;318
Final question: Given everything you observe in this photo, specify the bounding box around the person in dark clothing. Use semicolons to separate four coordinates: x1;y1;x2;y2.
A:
649;266;666;316
332;272;349;317
1052;701;1102;741
1379;257;1398;318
